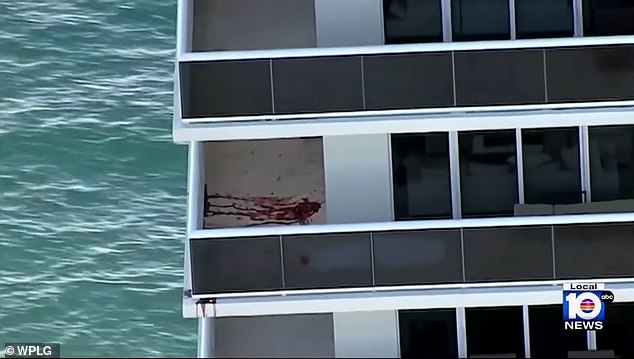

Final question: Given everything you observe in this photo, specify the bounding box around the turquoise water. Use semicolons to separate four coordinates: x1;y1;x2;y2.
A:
0;0;197;356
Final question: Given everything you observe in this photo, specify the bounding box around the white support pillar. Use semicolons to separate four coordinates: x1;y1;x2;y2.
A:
323;134;394;223
314;0;384;47
323;133;398;356
198;318;215;358
333;311;400;358
587;330;597;350
456;307;468;358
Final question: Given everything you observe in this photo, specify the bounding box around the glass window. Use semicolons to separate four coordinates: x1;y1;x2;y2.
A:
459;130;517;217
451;0;510;41
384;0;443;43
522;128;582;205
588;126;634;202
392;133;452;220
528;305;587;357
583;0;634;36
465;306;525;357
515;0;574;39
399;309;458;358
597;302;634;357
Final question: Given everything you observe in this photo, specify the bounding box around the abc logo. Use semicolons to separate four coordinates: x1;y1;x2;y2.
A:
565;290;613;320
601;291;615;303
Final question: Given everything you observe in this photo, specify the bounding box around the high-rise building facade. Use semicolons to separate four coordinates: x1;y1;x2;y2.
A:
173;1;634;357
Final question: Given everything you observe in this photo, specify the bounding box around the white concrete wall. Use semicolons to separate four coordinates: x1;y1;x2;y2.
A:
314;0;384;47
323;134;394;224
192;0;316;51
333;311;400;358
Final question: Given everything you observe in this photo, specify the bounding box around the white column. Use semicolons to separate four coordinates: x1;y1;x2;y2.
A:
456;307;468;358
333;311;400;358
323;134;394;223
323;134;398;357
198;318;215;358
314;0;384;47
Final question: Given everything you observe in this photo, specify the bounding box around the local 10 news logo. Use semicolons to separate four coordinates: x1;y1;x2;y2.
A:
563;282;614;330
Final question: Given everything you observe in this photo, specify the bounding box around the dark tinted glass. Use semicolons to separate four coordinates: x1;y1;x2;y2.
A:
465;306;525;357
529;305;587;357
589;126;634;202
522;128;582;204
583;0;634;36
399;309;458;358
451;0;510;41
597;303;634;357
282;233;372;289
545;45;634;103
180;60;273;118
516;0;574;39
554;222;634;279
363;53;454;110
459;130;518;217
272;56;363;114
373;230;463;285
384;0;443;43
453;49;546;106
392;133;452;220
462;226;553;282
189;237;283;294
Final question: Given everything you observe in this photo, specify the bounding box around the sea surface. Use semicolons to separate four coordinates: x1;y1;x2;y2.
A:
0;0;197;356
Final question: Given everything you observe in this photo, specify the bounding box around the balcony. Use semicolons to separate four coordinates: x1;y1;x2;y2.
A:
177;37;634;124
188;213;634;297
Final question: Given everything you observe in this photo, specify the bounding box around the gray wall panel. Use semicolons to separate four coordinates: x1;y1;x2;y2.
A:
215;313;335;358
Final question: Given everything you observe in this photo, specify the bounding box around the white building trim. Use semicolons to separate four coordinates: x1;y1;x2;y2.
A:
173;104;634;143
184;280;634;318
189;211;634;240
179;100;634;125
178;35;634;62
176;0;192;56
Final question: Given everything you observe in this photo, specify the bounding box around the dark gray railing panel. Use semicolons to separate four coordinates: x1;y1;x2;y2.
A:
271;56;364;114
281;232;373;289
373;229;463;285
546;45;634;103
190;236;283;294
454;49;546;106
179;60;273;118
462;226;554;282
180;44;634;120
363;52;454;110
554;222;634;279
189;221;634;295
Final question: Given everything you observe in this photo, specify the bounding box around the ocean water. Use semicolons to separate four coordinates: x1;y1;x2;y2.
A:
0;0;197;356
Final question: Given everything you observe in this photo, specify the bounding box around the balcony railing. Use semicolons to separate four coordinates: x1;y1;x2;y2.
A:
177;36;634;123
188;212;634;297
